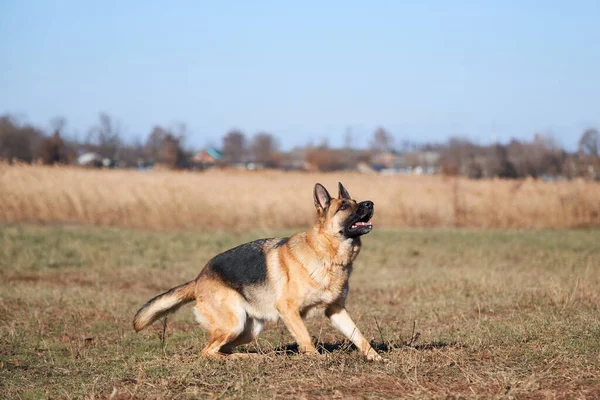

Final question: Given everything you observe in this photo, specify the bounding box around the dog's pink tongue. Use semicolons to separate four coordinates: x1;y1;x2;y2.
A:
352;222;373;228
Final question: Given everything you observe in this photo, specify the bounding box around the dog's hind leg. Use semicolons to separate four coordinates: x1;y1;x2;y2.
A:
194;294;247;359
200;334;233;359
221;318;264;356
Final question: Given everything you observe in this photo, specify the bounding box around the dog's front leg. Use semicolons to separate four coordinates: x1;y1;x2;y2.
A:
276;301;318;355
325;303;383;362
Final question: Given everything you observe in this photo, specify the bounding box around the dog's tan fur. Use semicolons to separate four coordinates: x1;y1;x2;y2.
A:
133;183;382;361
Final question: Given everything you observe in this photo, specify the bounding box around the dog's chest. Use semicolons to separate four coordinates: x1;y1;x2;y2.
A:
308;240;359;302
303;258;353;306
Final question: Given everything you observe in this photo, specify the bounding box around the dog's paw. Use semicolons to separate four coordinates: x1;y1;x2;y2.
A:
304;350;326;359
298;345;322;357
365;350;387;362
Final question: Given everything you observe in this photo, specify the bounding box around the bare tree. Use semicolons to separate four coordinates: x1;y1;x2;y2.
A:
251;132;279;167
146;126;168;163
142;123;188;169
370;127;394;153
0;115;44;162
222;130;247;164
50;116;67;134
87;113;121;160
305;142;348;172
439;137;477;175
579;129;599;157
343;128;353;149
343;128;354;169
173;122;187;139
528;133;558;177
159;133;186;169
117;136;146;168
507;139;535;177
39;130;70;165
486;144;517;178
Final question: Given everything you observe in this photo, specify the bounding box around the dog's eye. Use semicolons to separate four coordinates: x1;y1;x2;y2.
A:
339;204;348;211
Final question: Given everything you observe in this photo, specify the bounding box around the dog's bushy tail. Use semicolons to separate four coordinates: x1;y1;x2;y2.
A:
133;280;196;332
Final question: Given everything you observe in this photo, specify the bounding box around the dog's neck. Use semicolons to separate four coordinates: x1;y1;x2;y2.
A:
306;225;362;268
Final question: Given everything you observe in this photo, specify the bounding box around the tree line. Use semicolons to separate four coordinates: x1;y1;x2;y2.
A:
0;113;598;179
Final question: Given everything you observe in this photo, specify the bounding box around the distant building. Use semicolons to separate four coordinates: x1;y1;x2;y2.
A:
370;150;440;175
280;147;310;171
371;150;401;170
76;152;109;167
192;148;223;165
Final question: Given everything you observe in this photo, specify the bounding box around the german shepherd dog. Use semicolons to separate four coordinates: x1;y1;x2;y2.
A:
133;182;383;361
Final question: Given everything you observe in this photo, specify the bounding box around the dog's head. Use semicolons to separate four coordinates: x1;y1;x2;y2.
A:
313;182;374;239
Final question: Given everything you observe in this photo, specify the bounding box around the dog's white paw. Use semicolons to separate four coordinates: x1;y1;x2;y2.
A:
366;350;387;362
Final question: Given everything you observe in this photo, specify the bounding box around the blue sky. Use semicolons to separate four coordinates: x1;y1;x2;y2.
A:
1;1;599;150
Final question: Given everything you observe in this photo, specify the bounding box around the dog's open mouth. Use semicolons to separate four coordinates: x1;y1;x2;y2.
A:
350;213;373;231
347;208;374;237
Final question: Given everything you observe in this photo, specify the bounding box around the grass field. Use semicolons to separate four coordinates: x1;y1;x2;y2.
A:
2;164;600;230
1;224;599;399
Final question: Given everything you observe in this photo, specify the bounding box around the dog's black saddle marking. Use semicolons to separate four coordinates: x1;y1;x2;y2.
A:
274;237;289;248
207;239;270;291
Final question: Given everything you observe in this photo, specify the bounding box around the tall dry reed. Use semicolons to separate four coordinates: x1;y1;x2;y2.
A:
1;164;599;230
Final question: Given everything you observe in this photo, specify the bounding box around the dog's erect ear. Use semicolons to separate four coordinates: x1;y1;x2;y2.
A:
338;182;351;199
314;183;332;211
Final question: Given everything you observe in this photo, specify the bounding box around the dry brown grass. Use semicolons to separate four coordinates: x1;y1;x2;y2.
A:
1;163;599;230
1;226;599;399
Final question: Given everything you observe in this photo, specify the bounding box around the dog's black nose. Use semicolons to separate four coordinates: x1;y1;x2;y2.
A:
363;201;374;209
